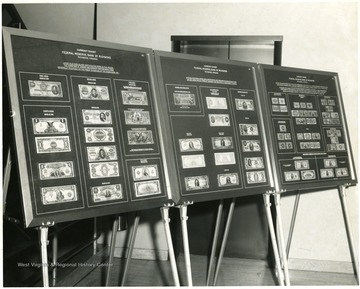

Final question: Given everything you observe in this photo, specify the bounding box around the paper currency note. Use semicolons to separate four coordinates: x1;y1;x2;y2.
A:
85;127;114;143
82;109;112;125
87;146;117;162
92;184;123;202
79;84;110;100
294;160;309;170
132;165;159;181
32;118;68;134
89;162;119;179
179;138;203;152
246;171;266;184
35;136;71;154
209;114;230;127
214;152;236;166
174;93;196;106
244;157;264;170
134;180;161;197
235;99;254;111
122;91;148;105
185;175;209;191
212;137;233;150
206;97;228;109
181;154;206;169
39;161;74;180
301;170;316;180
320;169;334;178
217;173;239;187
335;168;349;177
284;171;300;182
239;124;258;135
41;185;77;205
124;110;151;125
324;159;337;168
28;80;63;97
242;140;261;152
127;130;154;145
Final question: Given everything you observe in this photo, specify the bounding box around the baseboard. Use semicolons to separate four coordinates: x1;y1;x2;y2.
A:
114;247;168;261
288;258;354;274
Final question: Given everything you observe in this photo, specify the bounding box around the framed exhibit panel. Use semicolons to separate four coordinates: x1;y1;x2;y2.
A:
154;51;274;204
3;27;171;227
258;64;357;192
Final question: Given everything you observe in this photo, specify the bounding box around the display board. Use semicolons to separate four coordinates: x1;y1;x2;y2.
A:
3;28;170;227
258;64;357;192
154;51;274;204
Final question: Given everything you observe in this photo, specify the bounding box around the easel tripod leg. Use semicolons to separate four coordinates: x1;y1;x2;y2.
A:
39;226;50;287
179;205;193;286
52;231;58;286
105;214;119;286
339;185;359;285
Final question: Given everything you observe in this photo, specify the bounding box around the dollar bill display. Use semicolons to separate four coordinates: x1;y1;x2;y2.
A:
32;118;68;134
242;140;261;152
179;138;203;152
206;97;228;109
246;171;266;184
28;80;63;97
217;173;239;187
41;185;77;205
127;130;154;145
294;160;310;170
209;114;230;127
212;137;234;150
320;169;335;178
134;180;161;197
132;165;159;181
87;146;117;162
89;162;120;179
92;184;123;202
124;110;151;125
35;136;71;154
284;171;300;182
174;93;196;106
39;161;74;180
335;168;349;177
181;154;206;169
214;152;236;166
239;124;259;135
301;170;316;180
235;99;255;111
244;157;264;170
85;127;114;143
185;175;209;191
324;158;337;168
79;84;110;100
82;109;112;125
122;90;148;105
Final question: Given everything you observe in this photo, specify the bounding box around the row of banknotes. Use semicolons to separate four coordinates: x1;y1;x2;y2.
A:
178;138;261;152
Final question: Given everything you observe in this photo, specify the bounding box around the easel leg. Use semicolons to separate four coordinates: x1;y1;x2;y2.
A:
286;192;300;258
206;199;224;286
121;211;140;286
274;193;290;286
213;198;236;286
339;185;359;285
52;231;58;286
161;207;180;286
93;217;98;255
105;214;119;286
263;193;284;286
39;226;50;287
179;204;193;286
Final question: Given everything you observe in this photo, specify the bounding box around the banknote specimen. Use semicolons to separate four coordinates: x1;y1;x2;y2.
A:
85;127;114;143
324;158;337;168
206;97;228;109
41;185;77;205
173;93;196;106
246;171;266;184
134;180;161;197
122;90;148;105
284;171;300;182
39;161;74;180
214;152;236;166
35;136;71;154
212;137;233;150
217;173;239;187
209;114;230;127
87;146;117;162
79;84;110;100
241;140;261;152
82;109;112;125
244;157;264;170
320;169;334;178
179;138;203;152
89;162;120;179
124;110;151;125
239;124;259;136
235;99;254;111
294;160;310;170
127;130;154;145
28;80;63;97
335;168;349;177
301;170;316;180
132;165;159;181
181;154;206;169
32;118;68;134
92;184;123;202
185;175;209;191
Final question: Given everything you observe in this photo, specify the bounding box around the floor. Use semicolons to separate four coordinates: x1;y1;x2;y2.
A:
45;245;357;287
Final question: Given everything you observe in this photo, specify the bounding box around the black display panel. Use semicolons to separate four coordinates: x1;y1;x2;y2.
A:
154;51;274;204
3;28;170;227
258;64;357;192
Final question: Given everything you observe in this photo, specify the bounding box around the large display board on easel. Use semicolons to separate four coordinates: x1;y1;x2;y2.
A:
258;64;357;191
3;28;170;227
154;51;274;204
